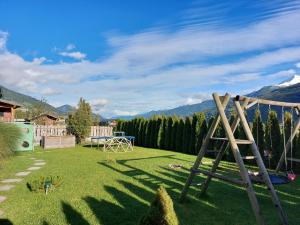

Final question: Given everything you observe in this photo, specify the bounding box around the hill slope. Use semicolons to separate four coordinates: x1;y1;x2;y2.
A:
0;85;58;112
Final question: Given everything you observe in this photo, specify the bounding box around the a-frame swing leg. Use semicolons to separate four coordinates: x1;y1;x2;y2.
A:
200;98;250;195
276;106;300;173
235;100;288;225
179;93;231;202
214;93;265;225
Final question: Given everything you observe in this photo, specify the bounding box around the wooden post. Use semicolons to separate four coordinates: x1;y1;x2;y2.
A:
200;98;249;194
276;107;300;173
234;99;288;225
179;93;231;202
214;94;265;225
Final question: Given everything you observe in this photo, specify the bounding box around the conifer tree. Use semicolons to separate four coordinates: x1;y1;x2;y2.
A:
144;120;151;147
171;118;179;151
265;111;281;168
195;113;207;155
67;98;93;143
139;186;179;225
175;119;184;152
183;117;192;154
190;114;197;154
252;109;265;157
164;117;173;150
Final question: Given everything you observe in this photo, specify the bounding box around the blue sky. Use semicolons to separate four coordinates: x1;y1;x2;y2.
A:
1;0;300;118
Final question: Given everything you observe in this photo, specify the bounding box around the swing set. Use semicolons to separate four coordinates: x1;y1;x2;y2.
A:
249;103;297;185
179;93;300;225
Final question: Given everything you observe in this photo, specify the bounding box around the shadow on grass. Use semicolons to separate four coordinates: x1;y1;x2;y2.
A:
62;201;89;225
0;219;13;225
84;184;150;225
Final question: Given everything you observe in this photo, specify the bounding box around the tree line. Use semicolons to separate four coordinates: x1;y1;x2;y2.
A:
116;110;300;170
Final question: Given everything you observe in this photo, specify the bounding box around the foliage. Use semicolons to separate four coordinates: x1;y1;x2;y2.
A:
139;186;179;225
195;113;207;155
175;119;184;152
252;109;265;157
0;122;22;161
67;98;93;143
182;117;192;154
27;176;63;193
114;108;292;168
265;111;282;168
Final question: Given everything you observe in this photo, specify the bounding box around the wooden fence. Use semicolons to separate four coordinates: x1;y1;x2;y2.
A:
34;125;113;145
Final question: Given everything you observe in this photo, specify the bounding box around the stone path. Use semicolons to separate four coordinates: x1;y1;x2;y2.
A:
33;162;46;166
0;209;4;217
15;171;31;177
0;196;6;203
27;166;41;171
1;158;46;218
0;185;15;192
1;178;22;184
35;159;45;162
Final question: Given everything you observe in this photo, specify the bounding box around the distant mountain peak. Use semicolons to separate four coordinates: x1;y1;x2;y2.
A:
278;74;300;87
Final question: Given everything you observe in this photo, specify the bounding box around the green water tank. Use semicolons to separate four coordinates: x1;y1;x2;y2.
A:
14;122;34;152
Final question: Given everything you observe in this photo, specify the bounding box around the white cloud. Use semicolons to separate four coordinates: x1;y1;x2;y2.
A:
40;87;61;96
0;31;8;51
59;51;86;60
112;110;139;116
2;7;300;117
66;43;76;51
89;98;109;113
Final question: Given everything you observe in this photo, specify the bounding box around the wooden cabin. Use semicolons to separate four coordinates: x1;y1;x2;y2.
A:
0;99;21;122
28;112;59;125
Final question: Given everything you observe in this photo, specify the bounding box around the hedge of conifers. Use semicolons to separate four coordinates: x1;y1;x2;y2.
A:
116;110;300;170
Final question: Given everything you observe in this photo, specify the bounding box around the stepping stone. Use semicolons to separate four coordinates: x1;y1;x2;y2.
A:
27;167;41;171
0;196;6;203
35;159;45;162
0;185;15;191
30;157;36;160
16;171;31;177
0;209;4;217
1;178;22;183
33;162;46;166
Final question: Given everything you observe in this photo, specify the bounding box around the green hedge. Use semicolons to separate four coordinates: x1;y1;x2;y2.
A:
0;123;22;161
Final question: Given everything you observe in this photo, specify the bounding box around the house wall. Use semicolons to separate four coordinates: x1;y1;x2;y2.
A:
32;116;57;125
0;106;13;122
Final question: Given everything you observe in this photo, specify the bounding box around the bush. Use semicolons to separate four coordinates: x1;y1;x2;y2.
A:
0;122;22;161
67;98;93;143
139;186;179;225
27;176;63;193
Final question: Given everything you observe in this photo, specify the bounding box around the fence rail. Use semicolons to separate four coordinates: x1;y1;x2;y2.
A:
34;125;113;145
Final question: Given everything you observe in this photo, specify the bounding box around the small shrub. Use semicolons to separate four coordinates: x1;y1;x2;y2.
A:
27;176;63;194
139;186;179;225
0;122;22;161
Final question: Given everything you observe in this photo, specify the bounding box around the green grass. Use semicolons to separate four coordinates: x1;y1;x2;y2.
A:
0;146;299;225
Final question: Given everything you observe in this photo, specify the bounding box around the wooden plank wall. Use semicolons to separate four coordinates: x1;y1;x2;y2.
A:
34;125;113;145
90;126;113;137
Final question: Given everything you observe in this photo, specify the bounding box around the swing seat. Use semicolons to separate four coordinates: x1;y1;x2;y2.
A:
248;172;292;185
268;174;290;185
287;172;296;181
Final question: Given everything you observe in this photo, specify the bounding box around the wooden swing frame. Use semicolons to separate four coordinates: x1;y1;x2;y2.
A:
179;93;300;225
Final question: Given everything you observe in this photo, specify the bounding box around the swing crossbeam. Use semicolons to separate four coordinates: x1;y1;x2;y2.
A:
236;95;300;108
179;93;290;225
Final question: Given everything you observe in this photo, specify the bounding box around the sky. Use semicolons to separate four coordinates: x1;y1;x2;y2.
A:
1;0;300;118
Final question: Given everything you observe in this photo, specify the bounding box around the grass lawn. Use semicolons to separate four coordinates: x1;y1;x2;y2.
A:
0;146;299;225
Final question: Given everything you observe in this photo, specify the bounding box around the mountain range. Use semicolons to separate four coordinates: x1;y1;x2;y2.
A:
116;75;300;120
1;75;300;121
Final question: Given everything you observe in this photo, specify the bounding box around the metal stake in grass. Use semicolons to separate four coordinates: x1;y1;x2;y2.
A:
44;181;51;195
